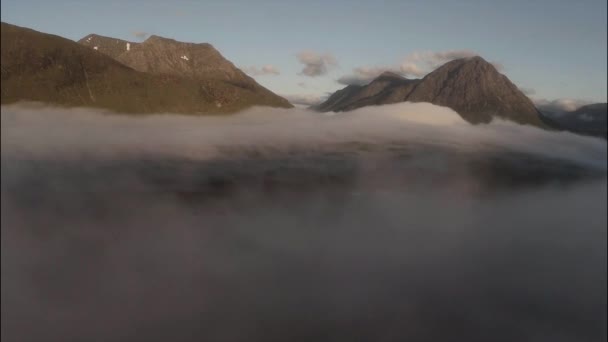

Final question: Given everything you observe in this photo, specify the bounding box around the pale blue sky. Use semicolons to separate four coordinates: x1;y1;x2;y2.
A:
2;0;606;103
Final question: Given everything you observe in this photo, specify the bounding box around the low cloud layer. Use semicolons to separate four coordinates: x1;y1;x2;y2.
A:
1;103;606;342
297;51;337;77
242;65;280;76
1;102;605;167
338;50;504;86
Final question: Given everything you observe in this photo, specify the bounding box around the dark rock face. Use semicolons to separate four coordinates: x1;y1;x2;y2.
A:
541;103;607;138
1;22;292;113
317;56;546;127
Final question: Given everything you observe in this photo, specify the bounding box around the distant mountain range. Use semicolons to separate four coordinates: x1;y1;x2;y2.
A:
315;56;547;127
1;22;605;137
1;22;292;113
540;103;607;138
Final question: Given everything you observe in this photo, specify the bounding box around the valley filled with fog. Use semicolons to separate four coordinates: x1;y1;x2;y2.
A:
2;103;606;342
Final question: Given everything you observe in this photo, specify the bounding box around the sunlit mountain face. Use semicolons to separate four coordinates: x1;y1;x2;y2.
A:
2;104;606;342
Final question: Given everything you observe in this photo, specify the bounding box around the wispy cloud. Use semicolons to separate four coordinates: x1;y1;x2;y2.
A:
533;98;595;114
297;51;337;77
282;93;328;106
401;50;477;75
337;66;402;86
337;50;504;86
491;62;505;72
520;87;536;96
242;65;281;76
131;31;149;40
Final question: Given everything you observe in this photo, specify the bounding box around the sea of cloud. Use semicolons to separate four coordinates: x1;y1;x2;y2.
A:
1;102;606;342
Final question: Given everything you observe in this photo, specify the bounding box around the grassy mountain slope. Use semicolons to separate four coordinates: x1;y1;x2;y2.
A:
1;22;292;114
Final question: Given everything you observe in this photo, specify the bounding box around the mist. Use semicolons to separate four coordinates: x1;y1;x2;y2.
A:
1;102;606;342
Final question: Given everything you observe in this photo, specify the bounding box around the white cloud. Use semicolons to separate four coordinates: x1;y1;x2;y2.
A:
282;94;328;107
131;31;148;40
399;62;426;77
399;49;507;76
2;102;604;169
520;87;536;96
296;51;337;77
337;50;504;86
404;50;477;71
242;65;280;76
491;61;505;72
337;66;402;86
533;98;595;114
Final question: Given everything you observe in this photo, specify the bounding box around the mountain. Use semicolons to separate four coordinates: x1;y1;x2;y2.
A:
116;36;248;82
77;34;139;59
540;103;607;138
316;56;546;127
1;22;292;113
79;34;274;92
316;71;419;112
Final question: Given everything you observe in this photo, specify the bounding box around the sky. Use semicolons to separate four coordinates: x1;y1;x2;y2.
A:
1;0;607;105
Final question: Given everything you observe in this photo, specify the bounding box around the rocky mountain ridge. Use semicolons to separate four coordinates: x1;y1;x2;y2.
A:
1;22;292;113
316;56;546;127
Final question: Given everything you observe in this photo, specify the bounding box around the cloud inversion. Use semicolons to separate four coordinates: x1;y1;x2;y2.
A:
1;102;606;342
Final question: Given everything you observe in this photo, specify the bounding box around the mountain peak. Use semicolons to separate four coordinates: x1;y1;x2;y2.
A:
317;55;545;127
465;55;485;62
144;35;177;44
406;55;544;125
143;35;214;49
78;33;136;59
453;55;488;64
78;33;132;43
378;71;404;79
369;71;409;84
437;55;496;73
114;35;242;83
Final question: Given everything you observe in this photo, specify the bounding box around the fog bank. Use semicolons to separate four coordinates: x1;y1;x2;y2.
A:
1;103;606;342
